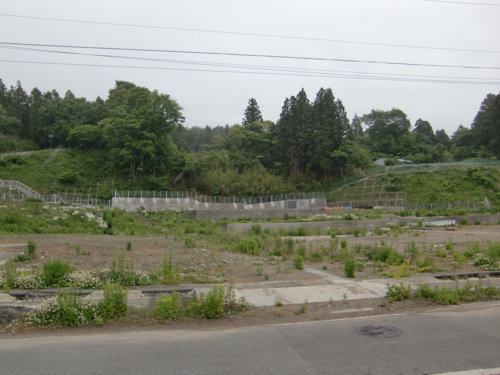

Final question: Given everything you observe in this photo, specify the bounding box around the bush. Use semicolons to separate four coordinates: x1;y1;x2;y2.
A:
43;259;72;287
293;255;304;270
366;246;404;265
155;291;182;321
22;289;99;327
99;283;127;320
188;285;225;319
344;255;356;278
386;283;411;302
162;252;181;285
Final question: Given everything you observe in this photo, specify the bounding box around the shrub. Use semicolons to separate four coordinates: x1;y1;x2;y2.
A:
184;237;197;248
155;291;182;321
296;244;307;258
188;285;225;319
43;259;72;287
162;252;182;285
464;242;481;258
386;283;411;302
99;283;127;320
126;241;132;251
366;246;404;265
22;289;99;327
293;255;304;270
27;240;37;260
344;255;356;278
2;260;17;290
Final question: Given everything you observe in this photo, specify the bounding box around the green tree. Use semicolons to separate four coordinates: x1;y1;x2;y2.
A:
412;119;434;140
242;98;263;126
362;108;411;156
470;92;500;157
308;88;351;177
101;82;184;182
66;124;103;149
434;129;451;149
274;89;314;176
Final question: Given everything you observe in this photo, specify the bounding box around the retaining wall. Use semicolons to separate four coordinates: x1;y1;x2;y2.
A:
224;213;500;233
112;197;327;220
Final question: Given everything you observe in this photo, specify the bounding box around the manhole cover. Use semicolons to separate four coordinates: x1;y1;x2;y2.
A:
355;325;402;338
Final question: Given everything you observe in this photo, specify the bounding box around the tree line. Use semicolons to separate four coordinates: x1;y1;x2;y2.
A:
0;78;499;195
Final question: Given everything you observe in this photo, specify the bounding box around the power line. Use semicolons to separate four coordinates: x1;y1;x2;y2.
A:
2;44;498;82
1;59;498;85
0;13;498;54
1;42;499;70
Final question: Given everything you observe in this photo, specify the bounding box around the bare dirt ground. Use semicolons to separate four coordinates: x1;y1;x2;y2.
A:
0;224;499;335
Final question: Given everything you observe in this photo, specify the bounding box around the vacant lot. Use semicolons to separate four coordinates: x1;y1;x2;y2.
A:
1;224;498;285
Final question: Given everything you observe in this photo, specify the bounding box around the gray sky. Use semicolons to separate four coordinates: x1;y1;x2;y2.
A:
1;0;499;136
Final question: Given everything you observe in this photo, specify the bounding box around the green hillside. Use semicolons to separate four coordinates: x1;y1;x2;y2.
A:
327;166;500;206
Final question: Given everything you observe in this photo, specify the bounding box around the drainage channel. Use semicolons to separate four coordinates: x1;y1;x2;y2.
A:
433;271;500;280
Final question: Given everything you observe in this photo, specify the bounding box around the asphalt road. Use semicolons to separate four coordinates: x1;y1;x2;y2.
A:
1;302;499;375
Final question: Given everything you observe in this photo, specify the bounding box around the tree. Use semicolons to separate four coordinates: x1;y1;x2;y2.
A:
101;83;184;181
331;140;372;177
308;88;351;177
274;89;314;176
242;98;263;126
412;119;434;140
350;113;364;137
362;108;411;156
66;125;103;149
470;92;500;158
451;125;475;160
434;129;451;149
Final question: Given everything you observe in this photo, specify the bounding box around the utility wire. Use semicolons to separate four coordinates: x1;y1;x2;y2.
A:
1;42;499;70
0;59;498;85
2;44;498;82
0;13;498;54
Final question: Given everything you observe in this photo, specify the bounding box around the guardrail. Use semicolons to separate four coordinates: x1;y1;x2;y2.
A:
0;180;43;200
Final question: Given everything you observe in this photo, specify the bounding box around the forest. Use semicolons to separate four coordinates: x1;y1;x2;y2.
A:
0;78;499;196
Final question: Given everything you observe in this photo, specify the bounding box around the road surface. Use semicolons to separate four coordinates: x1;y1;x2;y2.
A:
1;302;499;375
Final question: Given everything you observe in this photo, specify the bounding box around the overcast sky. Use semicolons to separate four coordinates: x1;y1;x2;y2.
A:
1;0;499;136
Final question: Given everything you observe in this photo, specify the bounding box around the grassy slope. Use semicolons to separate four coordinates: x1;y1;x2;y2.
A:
0;149;123;195
1;150;500;205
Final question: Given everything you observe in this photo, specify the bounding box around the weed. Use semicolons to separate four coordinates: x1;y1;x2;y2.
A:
384;259;417;278
344;254;356;278
297;244;307;258
275;300;283;307
162;252;182;285
293;255;304;270
99;283;128;320
27;240;37;260
184;237;197;248
435;246;447;257
155;291;182;321
464;242;481;258
43;259;72;287
2;260;17;291
188;285;225;319
126;241;132;251
255;264;264;276
322;264;328;270
386;283;411;302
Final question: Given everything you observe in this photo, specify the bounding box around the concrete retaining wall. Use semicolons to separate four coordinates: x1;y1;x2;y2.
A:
112;197;327;220
225;213;500;233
